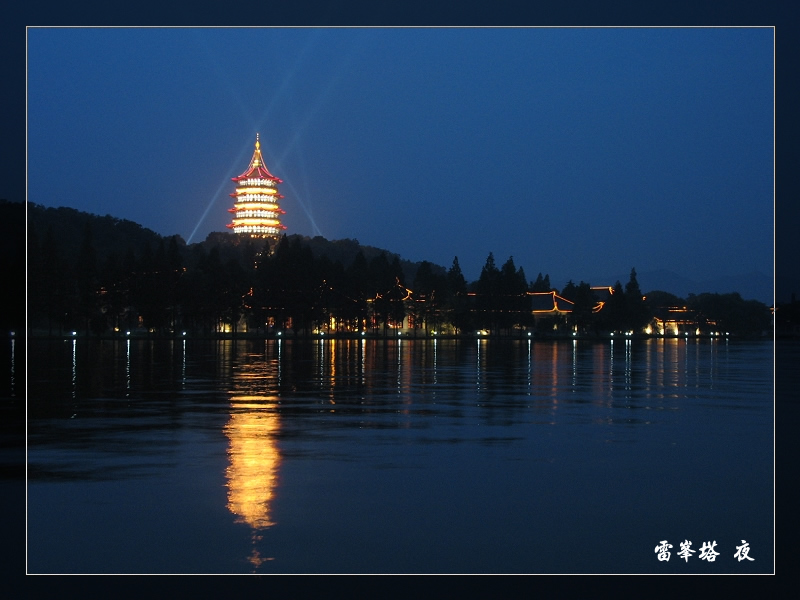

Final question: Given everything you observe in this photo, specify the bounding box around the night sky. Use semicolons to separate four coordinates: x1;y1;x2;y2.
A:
26;27;773;289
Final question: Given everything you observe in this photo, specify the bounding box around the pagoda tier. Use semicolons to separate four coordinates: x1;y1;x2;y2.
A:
227;134;287;237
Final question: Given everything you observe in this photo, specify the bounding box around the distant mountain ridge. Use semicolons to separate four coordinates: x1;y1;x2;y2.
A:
587;268;773;305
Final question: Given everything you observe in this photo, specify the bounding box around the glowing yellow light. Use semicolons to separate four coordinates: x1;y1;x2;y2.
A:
235;202;279;209
237;187;277;195
225;399;280;530
229;135;285;237
231;219;281;226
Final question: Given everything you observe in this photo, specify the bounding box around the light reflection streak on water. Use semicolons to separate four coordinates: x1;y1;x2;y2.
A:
609;339;614;395
592;342;606;405
343;339;351;382
360;338;366;386
527;339;532;397
571;339;577;392
476;338;484;393
316;338;323;386
71;339;77;400
709;336;717;389
277;338;282;387
680;339;688;395
329;339;336;404
126;339;131;397
625;339;632;397
433;338;438;386
397;339;402;394
9;338;14;397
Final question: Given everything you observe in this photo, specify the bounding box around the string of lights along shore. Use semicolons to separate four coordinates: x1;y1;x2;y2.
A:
227;134;287;238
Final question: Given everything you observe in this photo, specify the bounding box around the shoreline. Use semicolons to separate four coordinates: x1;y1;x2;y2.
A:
21;330;773;342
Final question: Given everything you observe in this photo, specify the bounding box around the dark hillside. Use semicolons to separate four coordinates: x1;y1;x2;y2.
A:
293;235;446;284
27;203;176;263
26;203;446;284
192;231;446;285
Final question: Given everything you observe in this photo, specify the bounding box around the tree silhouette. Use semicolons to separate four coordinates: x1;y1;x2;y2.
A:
412;260;437;335
560;280;577;301
497;256;529;332
387;256;408;332
445;257;470;334
475;252;501;330
29;225;72;335
75;222;102;334
687;292;771;337
571;282;597;333
600;281;627;333
623;268;649;332
343;250;370;331
531;272;552;293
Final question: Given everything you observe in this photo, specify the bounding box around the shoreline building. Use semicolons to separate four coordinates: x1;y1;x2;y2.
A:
227;134;287;238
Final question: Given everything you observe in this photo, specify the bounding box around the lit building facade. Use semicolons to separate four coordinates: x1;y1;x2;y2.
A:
227;134;287;237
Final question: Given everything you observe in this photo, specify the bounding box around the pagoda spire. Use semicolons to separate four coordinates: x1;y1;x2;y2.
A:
249;133;264;170
237;133;277;179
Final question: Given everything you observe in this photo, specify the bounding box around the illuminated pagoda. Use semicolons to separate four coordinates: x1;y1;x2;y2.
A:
227;134;287;238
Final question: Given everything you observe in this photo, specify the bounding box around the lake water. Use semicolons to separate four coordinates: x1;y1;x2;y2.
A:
25;337;774;574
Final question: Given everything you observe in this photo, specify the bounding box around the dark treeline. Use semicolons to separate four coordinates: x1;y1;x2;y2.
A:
23;202;772;338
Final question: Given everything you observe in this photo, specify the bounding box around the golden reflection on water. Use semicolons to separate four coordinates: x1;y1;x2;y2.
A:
224;396;280;529
220;340;283;568
224;394;281;568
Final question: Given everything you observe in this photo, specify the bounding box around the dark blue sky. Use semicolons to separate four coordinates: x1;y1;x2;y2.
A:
27;27;773;287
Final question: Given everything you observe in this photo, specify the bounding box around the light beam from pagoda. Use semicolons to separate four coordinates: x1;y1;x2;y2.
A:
268;141;323;238
187;179;233;244
252;48;365;240
187;140;255;244
274;176;323;238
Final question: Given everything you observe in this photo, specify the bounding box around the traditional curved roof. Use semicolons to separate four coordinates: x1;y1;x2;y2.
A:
231;134;284;183
528;291;575;313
